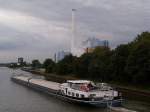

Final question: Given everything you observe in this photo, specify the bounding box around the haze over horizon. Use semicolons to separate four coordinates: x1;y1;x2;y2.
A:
0;0;150;63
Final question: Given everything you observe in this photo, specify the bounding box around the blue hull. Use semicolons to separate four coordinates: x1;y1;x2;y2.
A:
87;99;123;107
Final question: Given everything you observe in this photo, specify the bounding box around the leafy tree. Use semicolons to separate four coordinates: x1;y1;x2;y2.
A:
74;53;92;78
31;59;41;68
55;54;75;75
88;47;112;81
133;32;150;43
126;39;150;84
110;44;130;82
43;58;55;73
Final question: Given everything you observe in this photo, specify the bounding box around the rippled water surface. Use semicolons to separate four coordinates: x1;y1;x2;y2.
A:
0;67;149;112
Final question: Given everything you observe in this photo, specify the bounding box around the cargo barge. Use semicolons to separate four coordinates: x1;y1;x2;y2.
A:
11;75;123;107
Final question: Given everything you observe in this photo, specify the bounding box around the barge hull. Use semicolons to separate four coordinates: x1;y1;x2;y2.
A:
11;76;122;107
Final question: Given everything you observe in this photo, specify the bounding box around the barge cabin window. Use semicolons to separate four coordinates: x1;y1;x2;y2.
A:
61;90;65;94
72;92;75;97
81;94;84;98
76;93;79;97
68;92;71;95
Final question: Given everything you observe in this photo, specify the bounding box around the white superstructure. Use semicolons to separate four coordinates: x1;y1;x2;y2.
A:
60;80;119;100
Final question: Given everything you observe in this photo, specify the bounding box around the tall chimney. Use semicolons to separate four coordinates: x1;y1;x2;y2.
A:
71;9;76;54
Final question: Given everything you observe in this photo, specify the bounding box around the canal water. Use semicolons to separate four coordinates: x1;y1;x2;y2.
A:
0;67;149;112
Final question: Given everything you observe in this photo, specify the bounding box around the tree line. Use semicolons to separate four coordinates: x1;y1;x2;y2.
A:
32;32;150;85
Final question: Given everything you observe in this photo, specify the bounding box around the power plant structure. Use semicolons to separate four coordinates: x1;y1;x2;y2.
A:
82;37;109;53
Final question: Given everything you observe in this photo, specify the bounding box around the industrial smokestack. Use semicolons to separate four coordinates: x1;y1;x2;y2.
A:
71;9;76;54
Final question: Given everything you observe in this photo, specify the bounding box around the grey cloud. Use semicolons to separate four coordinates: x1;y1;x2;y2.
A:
0;0;150;62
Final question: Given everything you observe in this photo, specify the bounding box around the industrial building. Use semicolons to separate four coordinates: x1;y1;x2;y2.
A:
55;51;71;62
83;37;109;53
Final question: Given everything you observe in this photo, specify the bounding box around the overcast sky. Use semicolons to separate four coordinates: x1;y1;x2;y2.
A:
0;0;150;63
